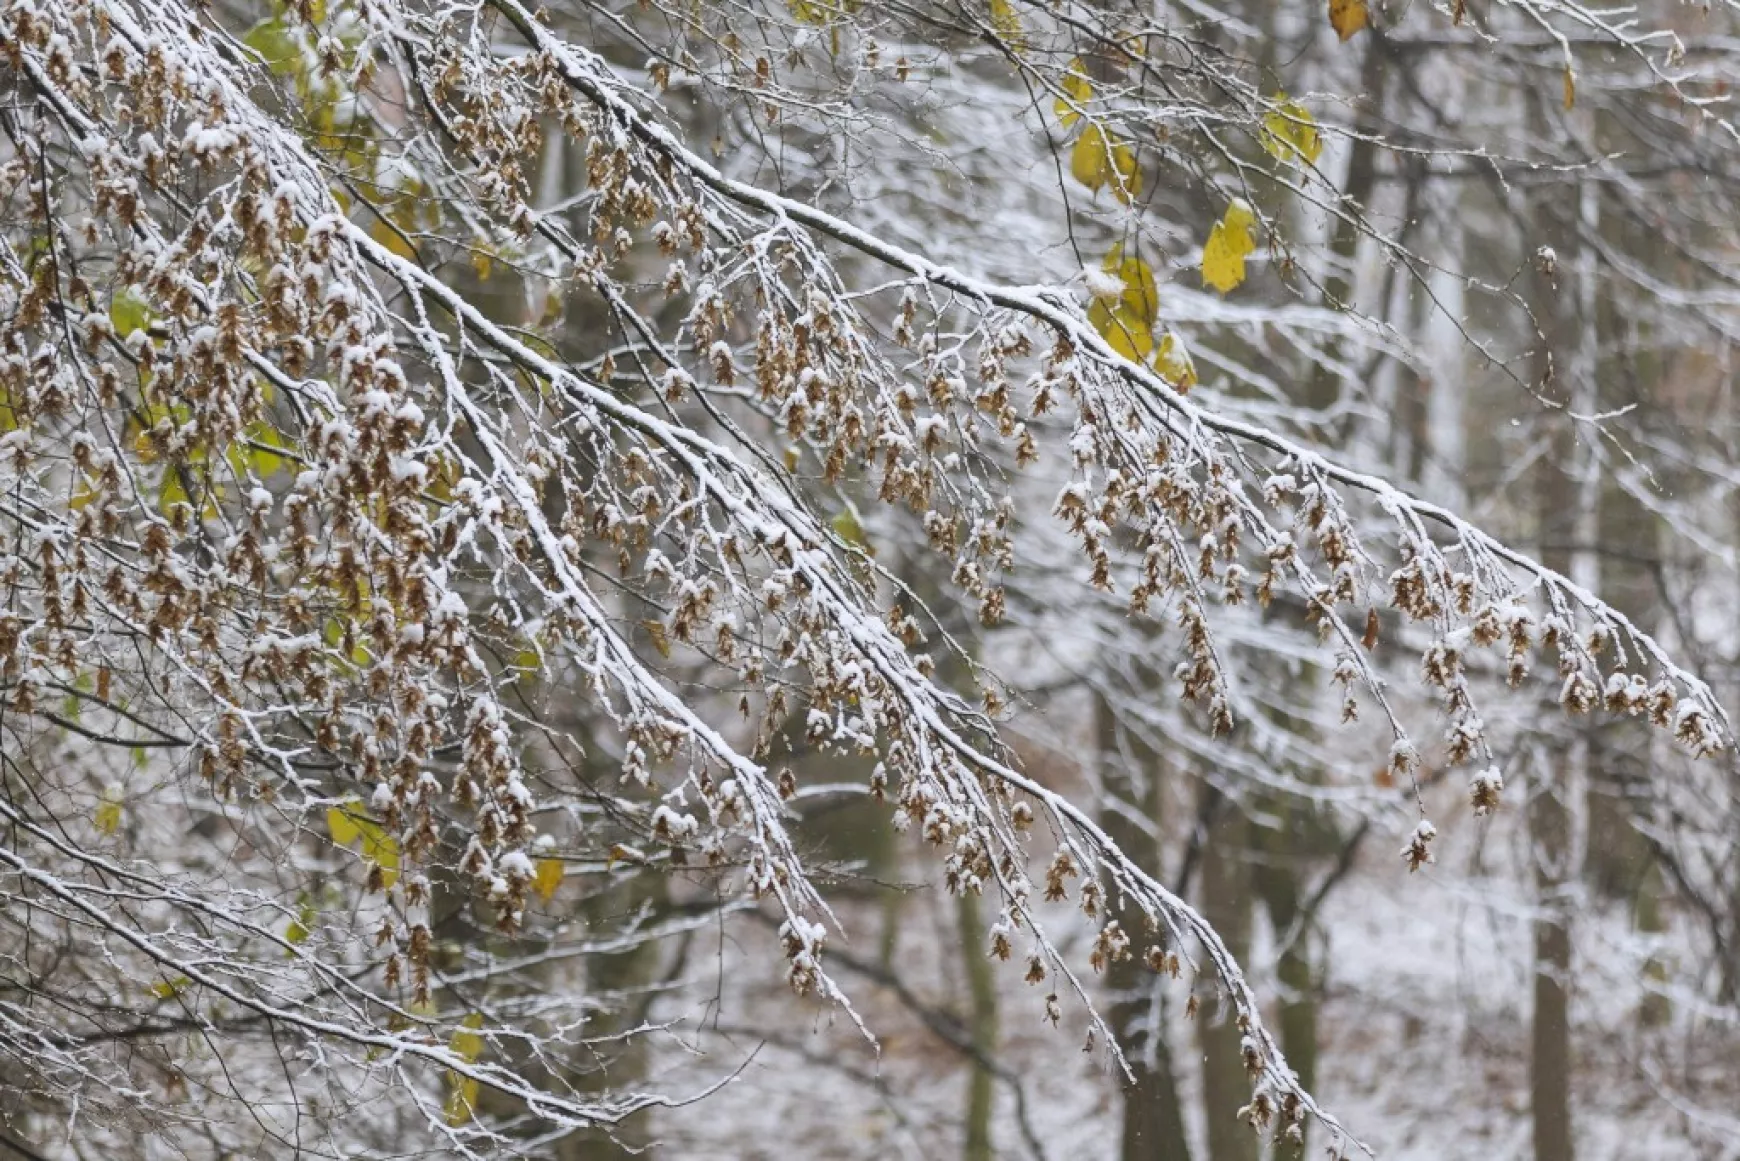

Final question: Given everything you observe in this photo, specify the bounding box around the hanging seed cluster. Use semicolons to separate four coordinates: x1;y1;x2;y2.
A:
0;0;1730;1150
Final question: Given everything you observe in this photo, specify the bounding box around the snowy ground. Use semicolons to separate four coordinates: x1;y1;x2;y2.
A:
644;791;1740;1161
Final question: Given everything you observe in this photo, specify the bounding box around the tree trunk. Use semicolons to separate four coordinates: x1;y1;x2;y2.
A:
956;891;998;1161
1095;690;1192;1161
1198;786;1257;1161
1529;758;1575;1161
561;870;668;1161
1526;138;1594;1161
1251;863;1316;1104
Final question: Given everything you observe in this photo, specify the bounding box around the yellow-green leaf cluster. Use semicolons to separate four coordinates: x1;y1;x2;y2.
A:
325;798;400;889
830;506;872;551
1070;126;1141;205
150;976;191;1000
94;783;124;836
1052;61;1140;205
1088;245;1160;361
226;422;294;479
1261;97;1324;167
1054;58;1091;127
788;0;859;25
285;896;317;948
444;1014;486;1126
989;0;1023;50
110;288;153;339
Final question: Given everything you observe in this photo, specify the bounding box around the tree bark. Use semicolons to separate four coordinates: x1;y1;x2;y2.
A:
956;891;998;1161
1095;689;1192;1161
1198;786;1257;1161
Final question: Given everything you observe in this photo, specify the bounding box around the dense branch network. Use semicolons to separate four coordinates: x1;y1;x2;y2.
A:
0;0;1734;1154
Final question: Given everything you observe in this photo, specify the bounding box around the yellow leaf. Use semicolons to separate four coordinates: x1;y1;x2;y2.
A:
321;617;373;670
426;455;461;503
1329;0;1367;40
150;976;190;1000
326;800;399;887
1201;199;1258;295
1054;59;1091;127
325;800;363;846
643;620;671;658
789;0;858;24
445;1075;479;1126
989;0;1023;49
158;467;221;520
1099;246;1160;328
1107;138;1141;204
94;784;124;835
533;857;564;902
1088;298;1155;362
285;898;317;947
1070;127;1109;190
514;645;542;685
1071;128;1138;201
451;1012;485;1063
1224;198;1257;236
70;475;100;511
368;217;420;262
442;1016;486;1124
1155;331;1198;393
1563;66;1576;111
358;820;400;889
1261;97;1324;166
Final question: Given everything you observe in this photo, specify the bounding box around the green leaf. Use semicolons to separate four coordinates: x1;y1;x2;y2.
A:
325;800;363;845
325;799;400;889
151;976;191;1000
243;18;299;74
94;784;124;836
110;289;152;340
284;896;317;949
830;507;871;550
227;421;293;478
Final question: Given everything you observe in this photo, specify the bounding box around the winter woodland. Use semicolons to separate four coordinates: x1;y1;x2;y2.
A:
2;0;1740;1157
